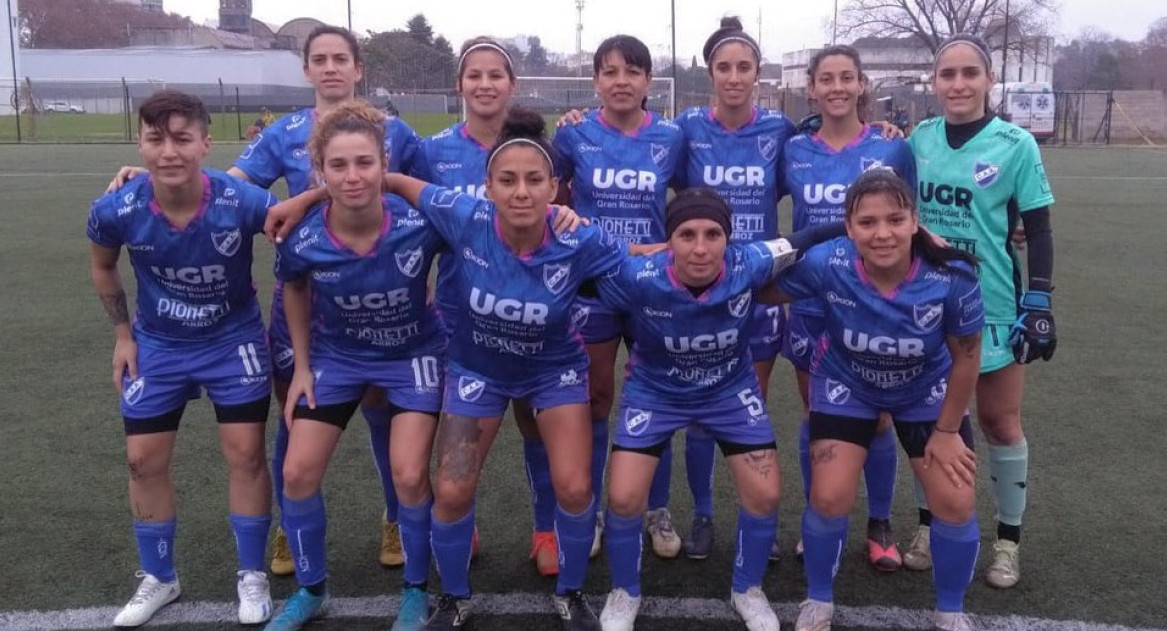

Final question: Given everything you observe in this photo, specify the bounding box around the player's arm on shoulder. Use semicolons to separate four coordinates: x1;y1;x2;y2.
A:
265;187;326;243
105;166;147;193
226;166;253;183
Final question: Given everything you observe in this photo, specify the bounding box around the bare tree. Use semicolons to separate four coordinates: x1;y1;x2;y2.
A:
835;0;1058;54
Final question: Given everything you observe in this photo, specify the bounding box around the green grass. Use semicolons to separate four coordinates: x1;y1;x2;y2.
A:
0;145;1165;630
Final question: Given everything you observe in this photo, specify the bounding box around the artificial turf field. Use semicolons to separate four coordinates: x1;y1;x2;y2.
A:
0;144;1164;630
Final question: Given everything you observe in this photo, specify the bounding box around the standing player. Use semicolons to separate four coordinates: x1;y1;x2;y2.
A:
761;170;984;631
781;45;917;570
595;189;803;631
552;34;687;559
108;25;423;574
905;34;1056;587
670;17;798;560
263;102;446;631
383;108;626;631
88;91;277;628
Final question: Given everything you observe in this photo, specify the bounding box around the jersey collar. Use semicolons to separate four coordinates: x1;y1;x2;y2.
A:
147;172;212;231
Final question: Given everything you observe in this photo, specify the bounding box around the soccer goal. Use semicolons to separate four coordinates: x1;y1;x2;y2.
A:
509;76;676;120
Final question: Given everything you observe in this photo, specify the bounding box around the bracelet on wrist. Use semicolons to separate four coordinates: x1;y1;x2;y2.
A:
934;426;961;434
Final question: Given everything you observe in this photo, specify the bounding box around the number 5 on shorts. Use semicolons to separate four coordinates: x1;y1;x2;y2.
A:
737;388;765;416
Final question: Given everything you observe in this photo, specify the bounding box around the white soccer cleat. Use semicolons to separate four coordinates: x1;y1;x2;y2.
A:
645;508;682;559
113;571;181;628
795;598;834;631
599;588;641;631
903;525;933;571
985;539;1021;588
730;586;779;631
236;570;273;625
934;611;976;631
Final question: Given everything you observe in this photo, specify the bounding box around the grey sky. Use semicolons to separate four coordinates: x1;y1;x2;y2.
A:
170;0;1163;61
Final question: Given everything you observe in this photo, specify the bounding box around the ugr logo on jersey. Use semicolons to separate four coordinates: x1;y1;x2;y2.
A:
396;247;424;278
457;376;485;402
973;161;1000;188
913;302;944;332
624;408;652;436
543;263;572;295
212;229;242;257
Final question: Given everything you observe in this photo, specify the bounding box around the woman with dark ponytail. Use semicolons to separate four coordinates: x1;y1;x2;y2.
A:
759;169;984;631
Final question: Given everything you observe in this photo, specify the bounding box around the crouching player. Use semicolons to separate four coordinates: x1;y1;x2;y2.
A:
88;91;277;628
759;170;984;631
266;102;446;631
596;189;803;631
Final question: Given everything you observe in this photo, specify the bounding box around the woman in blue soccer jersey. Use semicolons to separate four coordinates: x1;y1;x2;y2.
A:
905;34;1056;588
594;188;803;631
109;25;423;575
781;45;918;570
88;91;277;628
759;170;984;631
551;34;688;561
382;108;630;631
263;102;444;631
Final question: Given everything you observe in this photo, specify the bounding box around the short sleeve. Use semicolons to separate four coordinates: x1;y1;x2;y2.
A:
1013;135;1055;212
86;196;122;248
237;180;277;236
233;128;283;189
409;138;434;181
416;184;478;246
274;230;310;283
776;243;828;301
947;266;985;337
387;117;421;175
551;127;577;183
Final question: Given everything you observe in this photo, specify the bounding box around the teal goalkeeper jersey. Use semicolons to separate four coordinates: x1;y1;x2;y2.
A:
908;116;1054;323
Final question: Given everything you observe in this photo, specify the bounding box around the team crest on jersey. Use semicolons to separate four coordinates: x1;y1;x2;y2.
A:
925;378;948;406
570;304;590;329
650;143;670;166
273;344;295;369
758;135;779;161
913;302;944;332
212;229;242;257
395;247;424;278
973;161;1000;188
860;157;886;172
728;291;752;319
431;188;461;209
624;408;653;436
123;377;146;406
457;376;485;402
543;263;572;295
791;334;809;357
824;379;851;405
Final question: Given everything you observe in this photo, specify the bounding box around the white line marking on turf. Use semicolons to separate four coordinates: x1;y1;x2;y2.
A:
1;593;1162;631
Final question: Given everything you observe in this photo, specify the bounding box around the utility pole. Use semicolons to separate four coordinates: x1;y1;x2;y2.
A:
670;0;676;79
347;0;352;31
575;0;585;78
833;0;838;45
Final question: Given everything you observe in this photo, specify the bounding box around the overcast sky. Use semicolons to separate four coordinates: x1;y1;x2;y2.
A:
169;0;1163;61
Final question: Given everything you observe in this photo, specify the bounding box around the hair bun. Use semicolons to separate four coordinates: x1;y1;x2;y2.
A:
500;107;547;142
719;16;743;30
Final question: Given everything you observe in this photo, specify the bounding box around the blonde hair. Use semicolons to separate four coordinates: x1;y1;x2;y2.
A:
308;100;386;170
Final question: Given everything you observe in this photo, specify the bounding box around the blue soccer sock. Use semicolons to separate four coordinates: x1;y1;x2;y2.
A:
802;506;847;603
864;428;897;520
431;506;475;598
930;514;980;612
133;519;177;582
604;510;644;597
282;493;328;587
732;508;778;594
988;441;1028;530
397;497;433;586
523;440;556;532
591;418;609;511
229;513;271;572
362;402;398;522
272;419;289;513
554;499;597;595
798;418;812;503
686;428;717;518
648;439;672;510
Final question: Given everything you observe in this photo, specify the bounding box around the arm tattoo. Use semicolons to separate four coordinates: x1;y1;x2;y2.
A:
436;413;484;484
811;443;837;465
955;332;981;358
100;290;130;325
743;450;777;479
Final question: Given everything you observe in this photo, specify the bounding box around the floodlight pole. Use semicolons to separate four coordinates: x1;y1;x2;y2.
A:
575;0;585;78
670;0;676;79
6;0;20;142
347;0;352;32
1000;0;1009;115
833;0;838;45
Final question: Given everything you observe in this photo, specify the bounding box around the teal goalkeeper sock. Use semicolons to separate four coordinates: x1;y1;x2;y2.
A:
988;441;1028;527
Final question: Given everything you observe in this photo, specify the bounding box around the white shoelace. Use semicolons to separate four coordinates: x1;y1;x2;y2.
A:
128;572;167;605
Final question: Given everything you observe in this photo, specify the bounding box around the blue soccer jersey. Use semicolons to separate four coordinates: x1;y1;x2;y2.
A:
87;170;275;345
552;110;684;245
783;126;916;319
598;243;778;404
273;195;446;360
777;237;984;410
234;108;420;196
417;185;628;384
674;106;796;242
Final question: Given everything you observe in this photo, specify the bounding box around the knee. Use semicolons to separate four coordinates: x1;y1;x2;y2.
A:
978;410;1024;445
126;452;168;483
226;446;267;478
281;459;321;498
928;492;975;524
432;477;475;516
554;476;593;513
740;485;781;516
607;489;645;518
391;462;429;497
809;487;854;518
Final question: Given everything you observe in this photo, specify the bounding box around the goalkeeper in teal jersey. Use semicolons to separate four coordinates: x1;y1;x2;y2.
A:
905;33;1056;591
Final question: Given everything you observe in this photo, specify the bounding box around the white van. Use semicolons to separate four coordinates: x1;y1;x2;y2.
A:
990;82;1054;141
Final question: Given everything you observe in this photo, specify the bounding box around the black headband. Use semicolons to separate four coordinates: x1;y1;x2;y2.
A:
666;189;732;239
